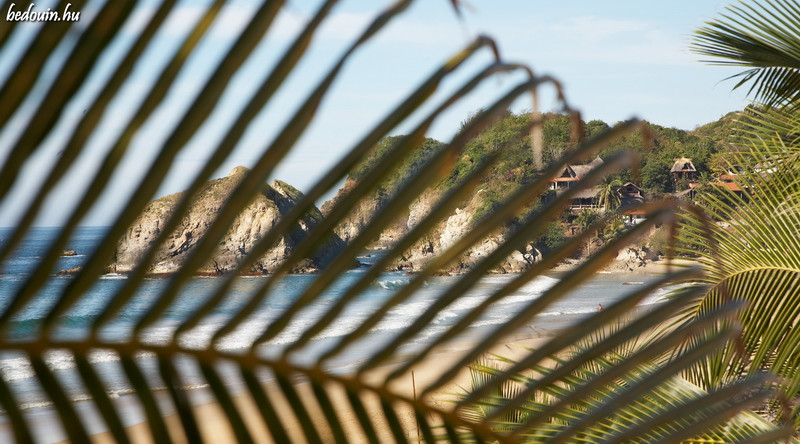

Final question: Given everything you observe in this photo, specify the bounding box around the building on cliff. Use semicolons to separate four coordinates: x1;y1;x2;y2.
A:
618;182;645;225
550;157;604;191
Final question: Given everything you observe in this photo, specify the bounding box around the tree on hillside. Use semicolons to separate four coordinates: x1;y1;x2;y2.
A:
596;178;622;212
542;114;572;167
640;155;673;192
585;119;610;138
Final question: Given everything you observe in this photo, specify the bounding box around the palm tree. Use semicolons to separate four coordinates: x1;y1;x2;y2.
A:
596;178;622;212
461;317;791;442
0;1;788;442
669;0;800;430
676;107;800;428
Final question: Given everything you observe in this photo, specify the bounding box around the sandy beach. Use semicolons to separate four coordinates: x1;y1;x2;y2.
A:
551;257;701;275
83;332;552;443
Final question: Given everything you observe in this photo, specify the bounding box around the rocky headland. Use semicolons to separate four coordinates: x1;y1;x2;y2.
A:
109;166;345;276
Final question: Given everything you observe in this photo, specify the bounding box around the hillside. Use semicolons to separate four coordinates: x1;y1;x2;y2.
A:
108;111;747;277
322;109;748;272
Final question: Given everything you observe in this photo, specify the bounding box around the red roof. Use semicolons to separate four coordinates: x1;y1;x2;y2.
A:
712;181;743;192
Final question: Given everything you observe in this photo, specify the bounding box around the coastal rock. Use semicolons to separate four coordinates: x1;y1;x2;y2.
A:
112;166;345;275
322;179;541;274
394;190;540;274
321;177;409;249
406;190;438;230
56;266;82;276
612;246;658;272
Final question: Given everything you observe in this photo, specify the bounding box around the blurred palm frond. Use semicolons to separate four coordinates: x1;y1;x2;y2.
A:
0;1;791;442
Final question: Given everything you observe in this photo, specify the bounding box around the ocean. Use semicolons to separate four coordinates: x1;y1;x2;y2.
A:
0;226;668;441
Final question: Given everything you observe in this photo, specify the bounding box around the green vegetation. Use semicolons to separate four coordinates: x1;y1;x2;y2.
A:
349;135;445;203
536;221;568;254
351;108;749;261
361;108;747;202
457;0;800;437
677;0;800;429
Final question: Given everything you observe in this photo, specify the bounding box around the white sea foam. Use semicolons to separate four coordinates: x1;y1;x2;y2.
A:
388;300;430;318
478;275;517;284
0;356;35;382
377;279;410;290
640;283;692;306
443;294;490;312
99;273;127;280
0;348;143;384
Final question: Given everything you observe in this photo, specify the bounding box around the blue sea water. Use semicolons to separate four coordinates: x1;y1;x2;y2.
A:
0;226;669;440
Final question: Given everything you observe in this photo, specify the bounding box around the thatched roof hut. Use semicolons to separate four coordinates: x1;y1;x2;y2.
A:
551;157;604;189
670;157;696;175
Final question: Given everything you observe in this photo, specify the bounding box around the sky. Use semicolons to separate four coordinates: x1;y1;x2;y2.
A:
0;0;752;227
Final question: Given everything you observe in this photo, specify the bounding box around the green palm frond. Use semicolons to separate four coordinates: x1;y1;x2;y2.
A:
461;315;792;443
692;0;800;108
678;127;800;425
680;3;800;428
0;1;791;442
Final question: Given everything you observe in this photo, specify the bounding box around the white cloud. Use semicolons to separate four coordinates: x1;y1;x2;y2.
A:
267;8;460;48
319;11;374;41
552;16;692;65
208;2;261;38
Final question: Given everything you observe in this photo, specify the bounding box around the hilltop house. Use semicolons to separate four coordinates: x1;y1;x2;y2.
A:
670;157;697;191
569;187;602;210
550;157;604;190
711;174;747;200
618;182;646;224
548;159;651;215
680;173;748;202
548;157;604;210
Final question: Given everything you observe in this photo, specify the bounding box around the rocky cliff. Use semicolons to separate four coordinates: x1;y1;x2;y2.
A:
322;183;541;274
391;190;541;274
112;166;345;275
320;178;408;250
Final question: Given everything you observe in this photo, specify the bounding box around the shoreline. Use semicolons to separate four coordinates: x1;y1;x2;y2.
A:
54;257;702;279
551;257;701;275
3;318;579;443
